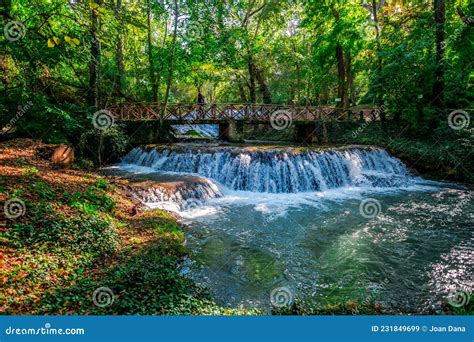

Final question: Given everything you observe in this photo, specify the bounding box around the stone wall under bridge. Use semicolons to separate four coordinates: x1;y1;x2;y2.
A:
120;119;392;145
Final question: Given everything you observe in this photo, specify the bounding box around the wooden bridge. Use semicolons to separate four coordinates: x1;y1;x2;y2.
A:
106;102;379;123
106;102;381;143
103;104;472;143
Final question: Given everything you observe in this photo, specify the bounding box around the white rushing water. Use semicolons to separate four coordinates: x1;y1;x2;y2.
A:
121;146;417;194
113;145;472;312
171;124;219;138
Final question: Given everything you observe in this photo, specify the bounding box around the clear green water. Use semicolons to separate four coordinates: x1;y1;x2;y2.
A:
181;185;473;313
113;145;473;313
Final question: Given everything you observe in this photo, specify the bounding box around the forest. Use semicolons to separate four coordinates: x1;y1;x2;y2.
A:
2;1;473;134
1;0;473;317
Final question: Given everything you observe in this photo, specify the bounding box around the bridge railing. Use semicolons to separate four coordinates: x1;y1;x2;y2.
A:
106;102;375;122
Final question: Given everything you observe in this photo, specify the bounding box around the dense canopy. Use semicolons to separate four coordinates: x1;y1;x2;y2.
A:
1;0;473;140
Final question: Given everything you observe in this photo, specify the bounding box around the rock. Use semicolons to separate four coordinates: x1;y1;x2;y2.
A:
129;205;139;216
51;144;74;169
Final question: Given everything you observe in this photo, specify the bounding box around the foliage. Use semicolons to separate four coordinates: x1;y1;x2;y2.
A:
342;121;474;183
6;202;119;255
1;0;472;137
79;125;128;166
65;179;116;214
1;151;258;315
35;215;234;315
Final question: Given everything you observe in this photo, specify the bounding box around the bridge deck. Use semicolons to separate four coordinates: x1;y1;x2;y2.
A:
106;103;378;123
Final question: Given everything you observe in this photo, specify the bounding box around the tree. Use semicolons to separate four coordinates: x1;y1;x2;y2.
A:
162;0;178;111
1;0;471;135
432;0;445;109
363;0;384;117
87;0;102;107
330;4;347;109
114;0;125;98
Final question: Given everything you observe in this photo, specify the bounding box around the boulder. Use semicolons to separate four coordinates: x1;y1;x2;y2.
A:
51;144;74;169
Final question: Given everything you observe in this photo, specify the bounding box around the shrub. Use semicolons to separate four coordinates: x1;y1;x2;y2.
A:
6;203;119;256
65;179;115;215
79;126;128;166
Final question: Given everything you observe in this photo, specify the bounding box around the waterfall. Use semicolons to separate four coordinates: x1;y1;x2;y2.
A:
121;146;414;194
171;124;219;138
127;176;223;210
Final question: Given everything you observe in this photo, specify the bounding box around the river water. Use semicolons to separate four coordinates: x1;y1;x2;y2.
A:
111;145;473;313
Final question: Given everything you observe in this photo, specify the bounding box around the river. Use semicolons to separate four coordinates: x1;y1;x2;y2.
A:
107;144;473;313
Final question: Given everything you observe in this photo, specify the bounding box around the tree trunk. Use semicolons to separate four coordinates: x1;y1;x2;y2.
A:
237;79;248;103
296;63;301;105
255;66;272;104
154;20;169;106
372;0;385;122
432;0;446;109
335;43;346;109
456;6;473;26
162;0;178;111
372;0;383;73
87;0;102;107
247;53;257;103
114;0;125;97
331;6;347;109
345;51;356;107
323;88;329;105
291;40;301;104
147;0;159;103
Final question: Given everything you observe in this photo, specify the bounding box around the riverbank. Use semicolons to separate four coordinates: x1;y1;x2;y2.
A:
0;139;258;315
1;139;471;315
326;121;473;185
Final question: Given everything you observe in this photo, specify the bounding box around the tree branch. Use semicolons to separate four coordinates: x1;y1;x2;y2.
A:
456;6;474;26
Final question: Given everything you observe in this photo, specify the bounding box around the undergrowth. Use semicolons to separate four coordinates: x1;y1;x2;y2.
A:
1;163;258;315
